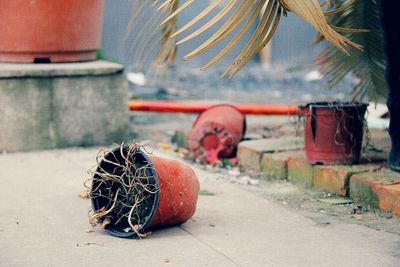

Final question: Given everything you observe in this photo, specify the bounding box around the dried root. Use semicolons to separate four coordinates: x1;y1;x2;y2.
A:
87;144;159;238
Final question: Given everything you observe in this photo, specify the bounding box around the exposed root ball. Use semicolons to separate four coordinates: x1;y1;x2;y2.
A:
88;144;159;238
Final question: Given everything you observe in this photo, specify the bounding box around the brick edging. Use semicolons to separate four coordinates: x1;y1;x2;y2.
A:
238;147;400;215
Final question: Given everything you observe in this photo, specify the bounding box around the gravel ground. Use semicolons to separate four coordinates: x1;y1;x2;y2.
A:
128;63;356;104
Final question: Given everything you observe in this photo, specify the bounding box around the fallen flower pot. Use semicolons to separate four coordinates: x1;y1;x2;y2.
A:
300;102;368;165
90;145;200;238
0;0;103;63
188;104;246;164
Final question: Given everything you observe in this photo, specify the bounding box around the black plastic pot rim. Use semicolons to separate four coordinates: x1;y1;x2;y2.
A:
299;101;369;110
91;146;160;238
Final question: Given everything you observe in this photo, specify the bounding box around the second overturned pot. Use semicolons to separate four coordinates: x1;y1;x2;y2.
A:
90;145;200;238
188;104;246;163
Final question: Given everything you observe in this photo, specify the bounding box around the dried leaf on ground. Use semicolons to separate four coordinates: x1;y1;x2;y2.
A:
198;190;215;196
78;191;89;199
100;217;111;228
318;197;354;205
158;143;171;150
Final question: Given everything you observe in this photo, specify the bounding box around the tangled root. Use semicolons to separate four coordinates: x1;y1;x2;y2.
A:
87;144;159;238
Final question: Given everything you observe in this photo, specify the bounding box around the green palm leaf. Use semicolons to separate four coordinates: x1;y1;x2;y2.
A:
315;0;388;101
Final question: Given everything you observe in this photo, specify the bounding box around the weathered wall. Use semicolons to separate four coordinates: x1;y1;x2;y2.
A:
0;61;130;152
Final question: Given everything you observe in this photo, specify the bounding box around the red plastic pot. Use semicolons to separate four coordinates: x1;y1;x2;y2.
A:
0;0;103;63
91;146;200;238
148;155;200;229
188;104;246;163
300;102;368;165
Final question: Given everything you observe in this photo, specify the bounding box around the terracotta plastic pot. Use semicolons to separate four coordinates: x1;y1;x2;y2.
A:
300;102;368;165
0;0;103;63
91;146;200;238
188;104;246;163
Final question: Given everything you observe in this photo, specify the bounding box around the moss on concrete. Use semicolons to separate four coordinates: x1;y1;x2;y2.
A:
350;177;380;209
287;155;313;189
313;165;370;196
260;153;288;180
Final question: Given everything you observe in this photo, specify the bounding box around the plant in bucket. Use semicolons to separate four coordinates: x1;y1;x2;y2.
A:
88;144;200;238
300;102;369;165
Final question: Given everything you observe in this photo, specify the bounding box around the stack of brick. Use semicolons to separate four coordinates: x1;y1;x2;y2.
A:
237;137;400;215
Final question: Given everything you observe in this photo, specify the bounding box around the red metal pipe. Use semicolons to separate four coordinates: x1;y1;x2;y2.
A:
128;100;301;115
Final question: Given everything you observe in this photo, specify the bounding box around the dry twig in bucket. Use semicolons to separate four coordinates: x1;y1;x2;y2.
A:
87;144;159;238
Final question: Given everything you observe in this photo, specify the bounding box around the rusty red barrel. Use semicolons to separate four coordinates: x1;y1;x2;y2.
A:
188;104;246;163
91;146;200;238
0;0;103;63
300;102;368;165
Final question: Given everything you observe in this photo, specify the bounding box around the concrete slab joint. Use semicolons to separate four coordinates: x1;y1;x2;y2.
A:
0;60;130;152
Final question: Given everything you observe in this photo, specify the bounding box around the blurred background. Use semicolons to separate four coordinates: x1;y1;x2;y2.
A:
98;0;357;142
101;0;354;106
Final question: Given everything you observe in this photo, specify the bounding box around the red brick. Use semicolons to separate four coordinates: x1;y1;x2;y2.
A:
260;152;290;180
313;165;368;196
378;184;400;215
238;142;262;171
350;169;400;215
238;138;303;172
287;155;313;188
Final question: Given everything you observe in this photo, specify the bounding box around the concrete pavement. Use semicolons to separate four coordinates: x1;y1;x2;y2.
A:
0;148;399;267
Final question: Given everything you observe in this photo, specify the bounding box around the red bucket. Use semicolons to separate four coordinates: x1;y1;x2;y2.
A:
90;145;200;238
0;0;103;63
188;104;246;163
300;102;368;165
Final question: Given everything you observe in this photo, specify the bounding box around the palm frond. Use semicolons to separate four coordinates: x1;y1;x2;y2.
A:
149;0;362;76
315;0;388;101
125;0;179;70
281;0;362;53
152;0;180;67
